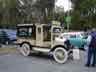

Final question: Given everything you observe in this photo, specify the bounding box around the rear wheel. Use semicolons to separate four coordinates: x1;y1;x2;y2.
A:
53;47;68;64
20;43;31;56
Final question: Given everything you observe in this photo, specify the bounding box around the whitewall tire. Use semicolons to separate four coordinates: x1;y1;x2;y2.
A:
20;43;31;56
53;47;68;64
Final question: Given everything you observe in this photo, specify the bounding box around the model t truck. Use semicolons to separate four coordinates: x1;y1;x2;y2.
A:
17;23;70;63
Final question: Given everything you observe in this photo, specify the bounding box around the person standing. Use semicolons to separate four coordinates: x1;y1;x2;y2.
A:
85;28;96;67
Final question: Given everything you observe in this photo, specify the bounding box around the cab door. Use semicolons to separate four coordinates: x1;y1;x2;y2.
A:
43;25;51;48
36;25;43;46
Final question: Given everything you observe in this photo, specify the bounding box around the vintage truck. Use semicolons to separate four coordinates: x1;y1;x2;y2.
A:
17;23;71;63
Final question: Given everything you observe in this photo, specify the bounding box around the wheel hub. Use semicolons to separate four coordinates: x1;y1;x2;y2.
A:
55;50;65;60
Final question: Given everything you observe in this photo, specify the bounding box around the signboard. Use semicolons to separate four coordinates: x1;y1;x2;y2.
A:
65;16;71;24
65;16;72;30
73;49;80;60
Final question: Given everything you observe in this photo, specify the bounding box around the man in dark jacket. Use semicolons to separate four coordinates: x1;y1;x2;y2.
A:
85;28;96;67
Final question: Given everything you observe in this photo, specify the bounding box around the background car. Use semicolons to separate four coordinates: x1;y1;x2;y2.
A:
55;32;88;49
0;29;16;45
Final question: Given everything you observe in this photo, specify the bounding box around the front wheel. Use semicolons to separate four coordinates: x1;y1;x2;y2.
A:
20;43;31;56
53;47;68;64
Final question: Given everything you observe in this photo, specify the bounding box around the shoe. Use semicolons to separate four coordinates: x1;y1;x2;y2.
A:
85;64;90;67
91;64;95;67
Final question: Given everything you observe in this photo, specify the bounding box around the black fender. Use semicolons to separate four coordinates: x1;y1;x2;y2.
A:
20;41;32;49
50;45;68;52
64;39;71;46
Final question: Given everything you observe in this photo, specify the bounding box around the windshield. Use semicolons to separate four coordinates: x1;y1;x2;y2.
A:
53;27;61;33
80;33;88;39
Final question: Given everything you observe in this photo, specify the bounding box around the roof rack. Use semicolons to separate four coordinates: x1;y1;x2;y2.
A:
17;24;33;26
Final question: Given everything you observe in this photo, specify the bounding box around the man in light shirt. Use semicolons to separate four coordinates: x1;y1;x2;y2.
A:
85;28;96;67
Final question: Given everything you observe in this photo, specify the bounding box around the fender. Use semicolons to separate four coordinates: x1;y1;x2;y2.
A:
20;41;32;49
50;45;68;52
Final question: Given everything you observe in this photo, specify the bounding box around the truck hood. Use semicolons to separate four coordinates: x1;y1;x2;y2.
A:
55;37;67;42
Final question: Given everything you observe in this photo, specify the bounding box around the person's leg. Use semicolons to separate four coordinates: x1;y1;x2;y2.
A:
86;48;92;66
95;49;96;65
92;48;96;66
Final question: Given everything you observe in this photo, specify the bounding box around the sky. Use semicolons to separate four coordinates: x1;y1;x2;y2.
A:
55;0;72;12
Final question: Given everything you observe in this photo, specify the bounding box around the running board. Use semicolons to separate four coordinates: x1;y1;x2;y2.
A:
32;47;50;53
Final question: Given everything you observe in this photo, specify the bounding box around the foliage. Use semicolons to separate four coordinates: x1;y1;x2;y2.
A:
0;0;55;28
71;0;96;30
0;0;18;28
17;0;55;24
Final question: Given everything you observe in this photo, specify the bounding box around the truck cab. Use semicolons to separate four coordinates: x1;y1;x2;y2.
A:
17;23;68;63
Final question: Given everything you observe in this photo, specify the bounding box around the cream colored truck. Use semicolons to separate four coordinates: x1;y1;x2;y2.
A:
17;23;69;63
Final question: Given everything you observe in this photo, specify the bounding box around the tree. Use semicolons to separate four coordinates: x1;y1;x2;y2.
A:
0;0;18;28
71;0;96;30
17;0;55;24
0;0;56;28
33;0;55;23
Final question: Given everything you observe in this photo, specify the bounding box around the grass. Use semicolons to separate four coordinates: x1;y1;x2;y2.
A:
0;48;16;54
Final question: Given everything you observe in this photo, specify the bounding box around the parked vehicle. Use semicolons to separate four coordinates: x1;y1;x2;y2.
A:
17;23;72;64
55;32;88;49
0;29;16;45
